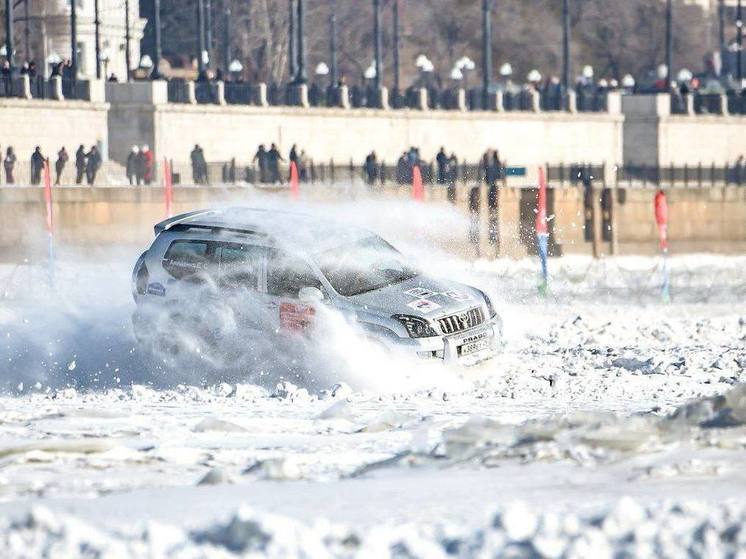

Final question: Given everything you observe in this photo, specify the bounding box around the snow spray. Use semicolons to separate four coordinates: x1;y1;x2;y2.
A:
654;189;670;302
43;159;55;286
536;166;549;295
163;158;173;218
290;161;300;200
412;165;424;201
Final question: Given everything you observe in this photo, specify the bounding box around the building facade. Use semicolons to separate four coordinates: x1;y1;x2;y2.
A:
14;0;146;80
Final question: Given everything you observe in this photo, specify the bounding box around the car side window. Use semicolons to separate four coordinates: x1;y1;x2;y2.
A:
162;241;211;281
216;243;263;291
267;249;322;298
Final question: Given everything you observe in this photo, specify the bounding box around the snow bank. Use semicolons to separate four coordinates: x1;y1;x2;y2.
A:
3;499;746;558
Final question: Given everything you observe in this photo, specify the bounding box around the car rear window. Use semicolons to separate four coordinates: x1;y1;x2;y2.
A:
163;241;210;280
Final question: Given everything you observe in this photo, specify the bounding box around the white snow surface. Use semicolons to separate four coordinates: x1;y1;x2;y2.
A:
1;209;746;558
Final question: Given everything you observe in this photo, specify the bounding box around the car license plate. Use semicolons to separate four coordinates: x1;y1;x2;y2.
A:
458;339;490;357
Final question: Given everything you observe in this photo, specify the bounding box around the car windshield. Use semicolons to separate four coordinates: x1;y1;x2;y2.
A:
315;236;418;297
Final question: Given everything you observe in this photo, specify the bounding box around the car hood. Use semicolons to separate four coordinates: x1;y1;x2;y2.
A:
344;275;485;320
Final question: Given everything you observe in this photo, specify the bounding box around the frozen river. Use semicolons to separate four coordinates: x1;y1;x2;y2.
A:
0;204;745;557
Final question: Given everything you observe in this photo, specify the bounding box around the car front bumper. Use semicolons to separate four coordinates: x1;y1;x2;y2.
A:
375;317;503;365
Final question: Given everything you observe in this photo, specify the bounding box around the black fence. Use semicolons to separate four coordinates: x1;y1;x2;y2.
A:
0;75;17;97
548;163;746;188
162;79;612;113
671;92;746;115
167;80;190;103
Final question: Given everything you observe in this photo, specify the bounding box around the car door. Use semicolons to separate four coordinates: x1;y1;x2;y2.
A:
265;247;325;335
213;241;268;336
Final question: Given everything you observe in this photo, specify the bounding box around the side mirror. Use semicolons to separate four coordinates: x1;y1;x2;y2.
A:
298;286;324;302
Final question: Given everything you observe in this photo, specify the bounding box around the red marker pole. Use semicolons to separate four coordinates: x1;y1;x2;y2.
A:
163;158;173;218
654;189;670;301
536;166;549;294
43;159;55;285
412;165;424;201
290;161;300;200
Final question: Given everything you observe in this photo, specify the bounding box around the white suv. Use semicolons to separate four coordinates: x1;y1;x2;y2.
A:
132;207;502;366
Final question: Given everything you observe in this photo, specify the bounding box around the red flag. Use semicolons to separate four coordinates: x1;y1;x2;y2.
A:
43;160;53;234
535;166;548;235
290;161;300;200
655;190;668;250
412;165;424;201
163;158;173;218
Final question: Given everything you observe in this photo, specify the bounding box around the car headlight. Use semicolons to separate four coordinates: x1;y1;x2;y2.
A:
483;292;497;318
393;315;438;338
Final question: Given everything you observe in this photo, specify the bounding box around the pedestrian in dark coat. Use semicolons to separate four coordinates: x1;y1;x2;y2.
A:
55;147;69;185
253;144;268;183
85;145;102;185
126;146;139;185
364;151;378;185
75;145;86;184
436;147;448;184
3;147;17;184
30;146;45;185
191;145;203;184
267;143;284;184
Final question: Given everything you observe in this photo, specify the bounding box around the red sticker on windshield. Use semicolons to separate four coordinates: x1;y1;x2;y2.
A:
280;303;316;331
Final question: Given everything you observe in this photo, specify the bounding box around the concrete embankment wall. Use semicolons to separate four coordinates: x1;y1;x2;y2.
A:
623;95;746;167
1;184;744;262
104;81;624;169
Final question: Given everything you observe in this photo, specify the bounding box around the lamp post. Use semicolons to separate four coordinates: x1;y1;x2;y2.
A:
3;0;13;74
151;0;162;79
665;0;673;90
562;0;570;93
223;6;232;71
71;0;78;84
329;1;338;87
456;56;476;89
373;0;383;90
94;0;101;79
289;0;297;81
197;0;206;74
296;0;307;83
125;0;132;81
205;0;213;68
393;0;400;95
482;0;493;106
738;0;743;85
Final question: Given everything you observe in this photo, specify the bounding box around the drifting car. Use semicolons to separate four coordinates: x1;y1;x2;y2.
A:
131;207;502;366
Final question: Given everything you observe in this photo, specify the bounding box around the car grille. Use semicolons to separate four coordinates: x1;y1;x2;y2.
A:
438;307;485;335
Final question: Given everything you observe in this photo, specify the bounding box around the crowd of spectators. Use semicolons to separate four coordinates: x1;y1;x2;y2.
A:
2;144;102;185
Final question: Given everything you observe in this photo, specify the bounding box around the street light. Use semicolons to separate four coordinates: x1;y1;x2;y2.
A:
140;54;154;76
456;55;476;89
621;74;636;90
527;69;542;84
315;62;329;77
229;59;243;81
364;62;377;80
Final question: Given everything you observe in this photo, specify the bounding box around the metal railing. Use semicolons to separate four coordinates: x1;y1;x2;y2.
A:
167;80;190;103
547;163;746;188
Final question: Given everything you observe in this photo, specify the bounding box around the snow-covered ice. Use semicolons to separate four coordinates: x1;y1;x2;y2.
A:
1;205;745;557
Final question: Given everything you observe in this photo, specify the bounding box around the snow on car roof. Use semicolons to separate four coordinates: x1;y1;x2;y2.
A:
160;207;372;252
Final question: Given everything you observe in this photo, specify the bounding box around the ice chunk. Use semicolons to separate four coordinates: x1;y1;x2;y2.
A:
192;417;247;433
